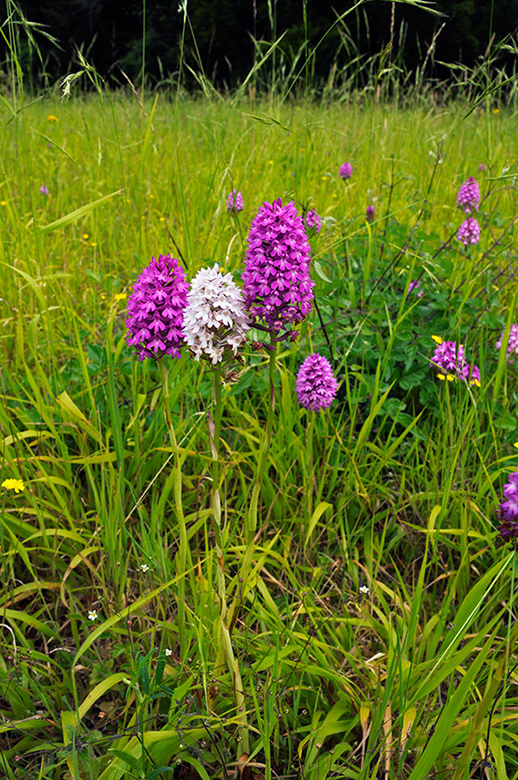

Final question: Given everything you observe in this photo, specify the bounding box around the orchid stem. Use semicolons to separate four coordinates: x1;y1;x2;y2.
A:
159;359;188;656
209;364;249;753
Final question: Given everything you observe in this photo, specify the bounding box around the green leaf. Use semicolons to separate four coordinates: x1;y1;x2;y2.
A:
399;368;427;390
306;501;333;542
313;260;332;283
407;626;499;780
109;749;143;776
139;663;151;697
77;673;129;721
33;190;122;235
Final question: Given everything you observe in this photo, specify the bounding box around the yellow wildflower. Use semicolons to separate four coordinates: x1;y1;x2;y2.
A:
2;478;25;493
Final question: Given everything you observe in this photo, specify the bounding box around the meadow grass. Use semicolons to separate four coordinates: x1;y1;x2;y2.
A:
1;90;518;779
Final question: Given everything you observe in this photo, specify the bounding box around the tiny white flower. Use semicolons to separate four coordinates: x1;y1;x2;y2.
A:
165;648;173;656
139;564;149;572
359;585;370;595
88;609;98;621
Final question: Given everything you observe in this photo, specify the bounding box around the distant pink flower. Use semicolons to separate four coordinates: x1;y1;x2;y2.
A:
457;177;480;213
457;217;480;246
339;162;353;179
430;336;481;385
461;363;481;384
366;205;375;221
296;353;338;411
496;324;518;358
40;185;49;195
408;280;423;297
498;469;518;539
430;339;466;374
227;189;243;213
305;210;321;234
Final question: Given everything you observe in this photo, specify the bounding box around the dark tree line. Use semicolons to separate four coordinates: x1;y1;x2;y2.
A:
5;0;518;92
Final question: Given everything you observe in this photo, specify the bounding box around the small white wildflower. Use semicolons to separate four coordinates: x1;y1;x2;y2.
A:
88;609;98;621
139;564;150;572
165;648;173;656
182;264;250;364
359;585;370;595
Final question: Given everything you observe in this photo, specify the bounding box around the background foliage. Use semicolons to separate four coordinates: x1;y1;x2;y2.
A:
3;0;518;93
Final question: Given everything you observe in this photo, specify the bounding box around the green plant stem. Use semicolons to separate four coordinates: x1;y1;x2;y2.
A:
443;379;455;448
304;413;315;534
158;359;188;655
209;364;248;752
228;345;277;632
210;347;276;753
210;364;226;606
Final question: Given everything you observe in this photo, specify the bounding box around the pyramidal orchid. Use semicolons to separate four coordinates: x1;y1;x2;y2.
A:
296;353;338;411
498;469;518;540
126;254;189;361
339;162;353;179
182;263;250;364
430;336;481;386
456;216;480;246
457;176;480;213
227;189;244;213
243;198;314;334
496;324;518;358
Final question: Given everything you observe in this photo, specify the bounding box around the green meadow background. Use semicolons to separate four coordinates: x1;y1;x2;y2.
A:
2;12;518;779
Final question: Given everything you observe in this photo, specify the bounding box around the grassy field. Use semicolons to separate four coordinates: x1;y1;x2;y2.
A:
1;91;518;779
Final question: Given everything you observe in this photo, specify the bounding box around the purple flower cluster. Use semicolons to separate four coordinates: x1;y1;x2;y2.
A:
498;469;518;540
496;324;518;358
457;177;480;213
227;189;244;213
296;353;338;411
430;337;480;386
243;198;314;330
305;210;322;234
456;216;480;246
366;205;375;221
339;162;353;180
408;280;423;297
126;254;189;361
